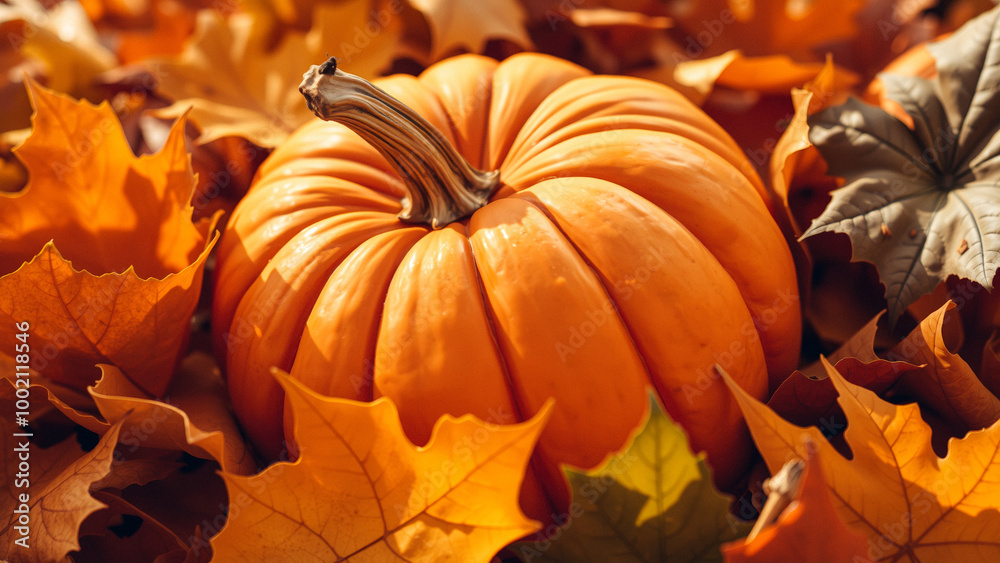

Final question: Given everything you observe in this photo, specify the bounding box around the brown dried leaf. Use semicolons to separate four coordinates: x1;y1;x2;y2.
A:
49;352;255;475
0;379;125;563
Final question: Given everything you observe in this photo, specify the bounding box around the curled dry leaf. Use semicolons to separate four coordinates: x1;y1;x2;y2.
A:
210;371;548;562
152;1;401;148
49;352;255;475
77;490;189;563
803;7;1000;322
515;394;749;563
722;455;869;562
721;359;1000;561
771;301;1000;439
0;79;219;396
0;379;126;563
887;301;1000;434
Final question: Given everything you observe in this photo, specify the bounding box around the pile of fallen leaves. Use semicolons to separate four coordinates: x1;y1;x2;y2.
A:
4;0;1000;561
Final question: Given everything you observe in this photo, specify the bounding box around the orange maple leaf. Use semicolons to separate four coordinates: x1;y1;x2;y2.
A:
0;79;219;396
210;370;548;562
721;358;1000;560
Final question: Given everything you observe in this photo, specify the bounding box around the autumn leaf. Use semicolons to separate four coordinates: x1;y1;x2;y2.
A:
722;456;870;562
77;490;190;563
407;0;532;60
515;394;749;563
210;370;548;562
153;2;400;147
0;379;126;563
887;301;1000;434
0;0;115;106
0;79;219;396
49;352;255;475
767;356;919;432
720;358;1000;560
770;301;1000;438
802;7;1000;322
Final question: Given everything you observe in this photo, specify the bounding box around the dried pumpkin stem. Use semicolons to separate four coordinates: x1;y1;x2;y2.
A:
299;57;499;229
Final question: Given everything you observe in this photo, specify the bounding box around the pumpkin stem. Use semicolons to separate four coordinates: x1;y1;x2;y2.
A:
299;58;499;229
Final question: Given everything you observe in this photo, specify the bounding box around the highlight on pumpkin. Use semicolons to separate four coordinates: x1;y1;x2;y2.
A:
4;1;1000;561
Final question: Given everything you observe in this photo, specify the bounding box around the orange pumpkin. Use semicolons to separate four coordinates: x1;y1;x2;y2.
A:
212;53;800;522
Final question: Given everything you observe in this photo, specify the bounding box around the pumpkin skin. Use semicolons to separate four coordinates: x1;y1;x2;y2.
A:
213;53;801;521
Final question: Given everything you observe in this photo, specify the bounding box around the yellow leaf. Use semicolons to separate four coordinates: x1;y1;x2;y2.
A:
408;0;532;59
0;79;219;396
720;359;1000;560
210;370;548;562
153;2;400;147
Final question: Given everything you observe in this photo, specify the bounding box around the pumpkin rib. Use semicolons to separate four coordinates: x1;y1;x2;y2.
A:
514;178;768;488
225;212;403;458
505;128;801;383
440;224;562;522
459;220;527;426
290;227;427;405
418;55;498;171
212;189;399;361
468;196;650;513
513;187;656;383
501;75;766;203
486;53;591;170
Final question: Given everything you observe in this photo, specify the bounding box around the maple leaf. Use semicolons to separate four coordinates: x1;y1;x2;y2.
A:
802;7;1000;322
48;352;256;475
0;79;219;396
720;358;1000;560
407;0;532;60
153;2;400;147
887;301;1000;434
210;370;548;562
722;456;870;562
515;395;749;563
0;379;126;563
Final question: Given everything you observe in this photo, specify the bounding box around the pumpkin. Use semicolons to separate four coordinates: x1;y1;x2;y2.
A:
212;52;801;522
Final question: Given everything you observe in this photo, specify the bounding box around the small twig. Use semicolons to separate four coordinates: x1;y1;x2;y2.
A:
746;458;806;542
